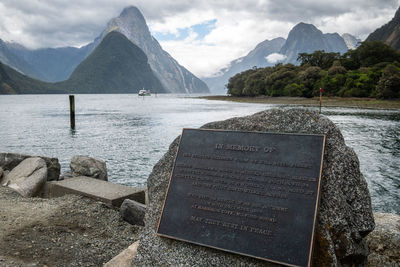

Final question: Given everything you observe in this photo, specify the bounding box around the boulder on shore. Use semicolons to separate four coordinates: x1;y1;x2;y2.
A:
0;167;3;180
0;153;60;181
131;108;375;266
367;212;400;266
120;199;146;226
1;157;48;197
70;155;108;181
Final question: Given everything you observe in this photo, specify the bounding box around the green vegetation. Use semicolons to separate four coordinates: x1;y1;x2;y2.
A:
227;41;400;99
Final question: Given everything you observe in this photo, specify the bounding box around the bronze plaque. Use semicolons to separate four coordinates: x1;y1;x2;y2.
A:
157;129;325;267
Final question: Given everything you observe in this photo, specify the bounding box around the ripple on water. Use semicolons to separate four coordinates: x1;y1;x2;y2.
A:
0;95;399;214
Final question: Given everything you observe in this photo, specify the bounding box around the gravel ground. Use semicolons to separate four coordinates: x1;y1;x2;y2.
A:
0;186;142;266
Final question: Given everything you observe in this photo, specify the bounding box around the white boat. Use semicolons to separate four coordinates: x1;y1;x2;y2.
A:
138;89;151;96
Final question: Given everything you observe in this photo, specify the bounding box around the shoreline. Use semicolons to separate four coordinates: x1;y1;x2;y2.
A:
199;96;400;110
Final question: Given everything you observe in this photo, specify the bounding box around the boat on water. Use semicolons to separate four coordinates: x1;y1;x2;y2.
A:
138;89;151;96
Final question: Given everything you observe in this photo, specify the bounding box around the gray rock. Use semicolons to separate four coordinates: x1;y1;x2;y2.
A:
0;153;60;181
131;108;375;266
0;167;3;181
70;155;108;181
366;213;400;266
120;199;146;226
2;157;48;197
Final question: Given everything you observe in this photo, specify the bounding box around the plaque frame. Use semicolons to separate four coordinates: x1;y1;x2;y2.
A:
157;128;326;267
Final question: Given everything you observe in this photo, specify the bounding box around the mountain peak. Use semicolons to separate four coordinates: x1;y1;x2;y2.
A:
103;6;209;93
280;23;348;63
291;22;322;35
107;5;148;35
119;6;146;24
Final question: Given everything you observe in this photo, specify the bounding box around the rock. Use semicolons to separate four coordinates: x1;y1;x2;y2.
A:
59;171;73;180
131;108;375;266
0;167;3;180
70;155;108;181
104;241;140;267
120;199;146;226
366;213;400;266
0;153;60;181
1;157;48;197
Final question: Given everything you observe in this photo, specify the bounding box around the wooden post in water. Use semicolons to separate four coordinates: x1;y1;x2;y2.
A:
69;95;75;129
319;88;323;114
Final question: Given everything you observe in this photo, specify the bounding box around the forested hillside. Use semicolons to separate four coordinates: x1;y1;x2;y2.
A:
227;41;400;99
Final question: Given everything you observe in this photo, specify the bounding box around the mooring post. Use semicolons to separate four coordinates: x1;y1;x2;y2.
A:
69;95;75;129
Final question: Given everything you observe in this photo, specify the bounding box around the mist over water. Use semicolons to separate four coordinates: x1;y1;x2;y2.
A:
0;94;399;214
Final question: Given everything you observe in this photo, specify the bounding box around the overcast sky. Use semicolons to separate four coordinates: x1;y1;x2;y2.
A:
0;0;398;77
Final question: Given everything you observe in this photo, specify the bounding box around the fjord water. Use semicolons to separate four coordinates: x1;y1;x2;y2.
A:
0;94;399;214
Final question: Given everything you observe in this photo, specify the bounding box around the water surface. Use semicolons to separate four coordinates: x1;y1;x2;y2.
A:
0;94;398;214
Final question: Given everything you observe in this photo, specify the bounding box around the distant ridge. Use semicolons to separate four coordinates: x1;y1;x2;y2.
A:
204;22;350;94
366;7;400;50
0;61;63;94
204;38;285;94
0;37;99;82
0;31;165;94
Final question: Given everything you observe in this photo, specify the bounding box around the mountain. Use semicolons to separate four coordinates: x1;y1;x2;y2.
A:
205;22;349;94
0;61;64;94
204;37;286;93
280;22;348;64
0;39;42;79
0;38;99;82
0;6;208;94
57;31;165;94
342;33;361;50
366;7;400;50
103;6;209;93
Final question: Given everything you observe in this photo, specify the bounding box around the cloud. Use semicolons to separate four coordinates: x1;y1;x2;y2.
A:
266;53;287;64
0;0;399;77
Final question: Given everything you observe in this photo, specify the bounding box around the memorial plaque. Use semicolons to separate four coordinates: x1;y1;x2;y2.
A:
157;129;325;267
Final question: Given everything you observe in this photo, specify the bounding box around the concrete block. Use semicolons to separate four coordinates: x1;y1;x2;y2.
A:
46;176;145;207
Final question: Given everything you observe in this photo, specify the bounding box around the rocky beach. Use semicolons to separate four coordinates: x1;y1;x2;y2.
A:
0;186;141;266
0;153;145;266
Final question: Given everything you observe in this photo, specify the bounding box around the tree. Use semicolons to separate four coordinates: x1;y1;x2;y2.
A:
328;60;347;75
264;64;298;96
376;64;400;99
243;70;267;96
341;41;400;69
297;51;340;69
227;73;245;96
299;66;323;97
